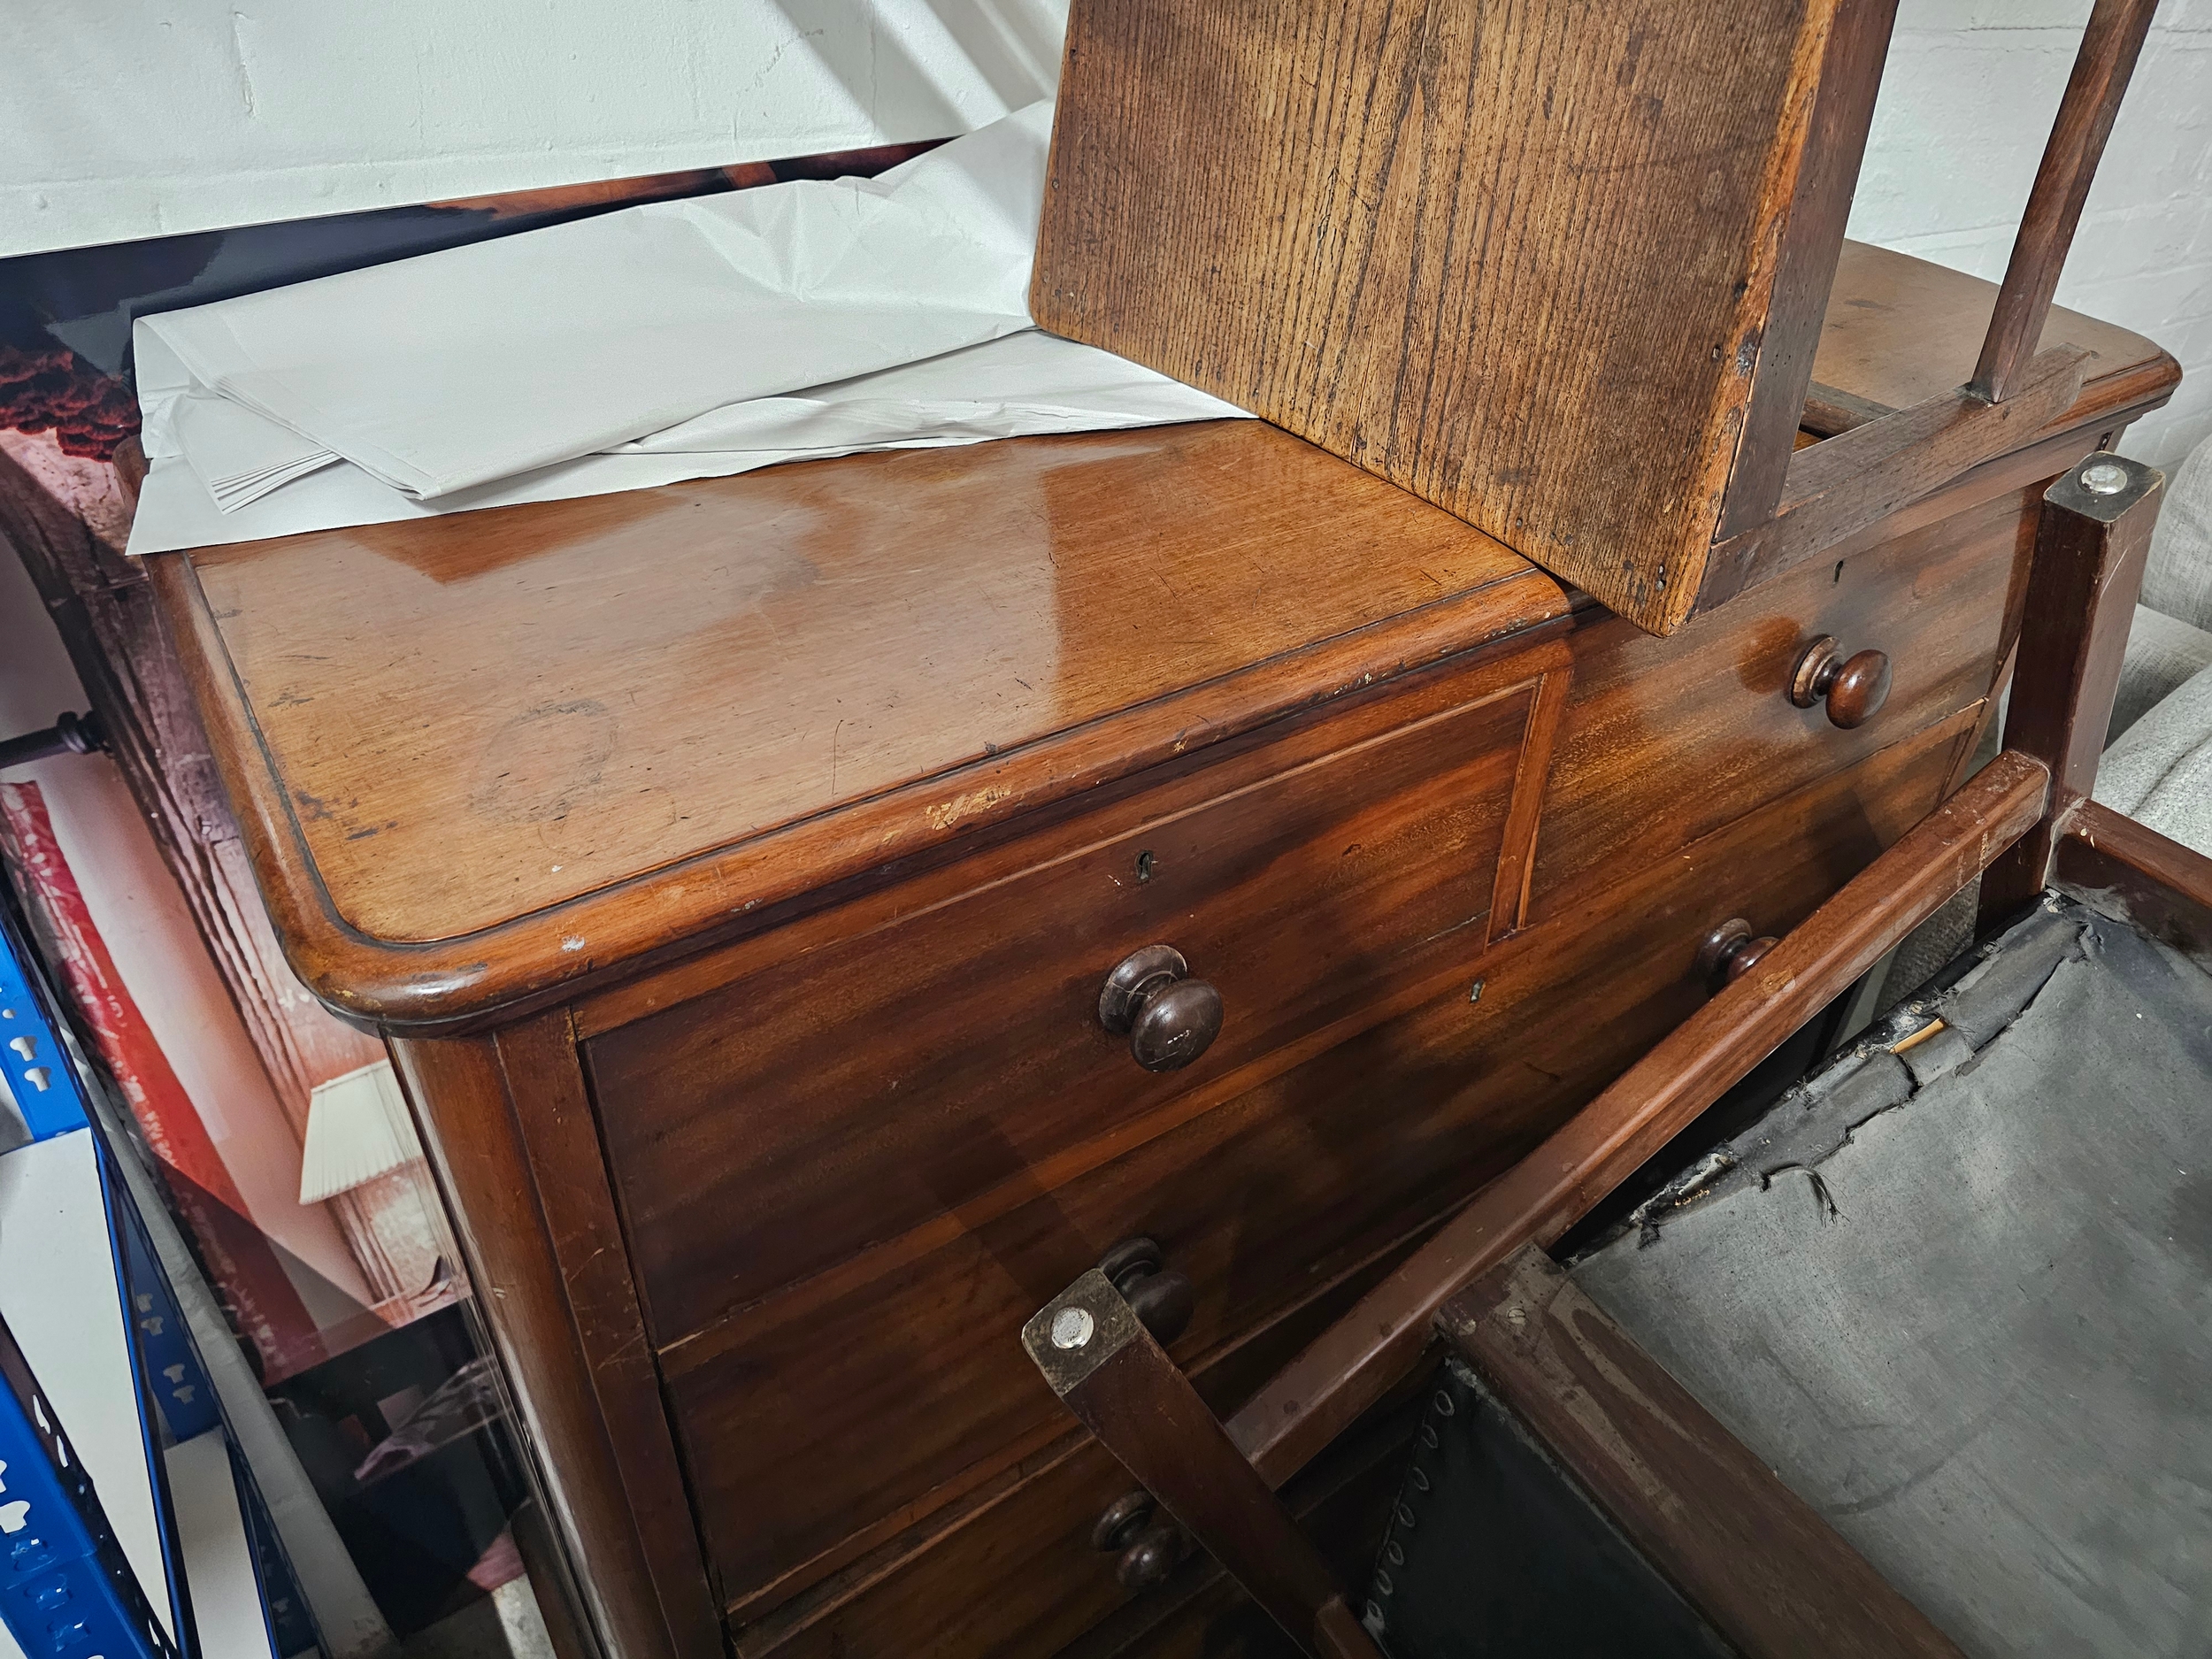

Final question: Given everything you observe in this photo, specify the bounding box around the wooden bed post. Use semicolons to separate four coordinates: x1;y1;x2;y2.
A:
1969;0;2160;404
1977;451;2165;927
1020;1272;1383;1659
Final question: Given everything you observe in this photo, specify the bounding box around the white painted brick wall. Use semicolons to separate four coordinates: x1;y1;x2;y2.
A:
1849;0;2212;467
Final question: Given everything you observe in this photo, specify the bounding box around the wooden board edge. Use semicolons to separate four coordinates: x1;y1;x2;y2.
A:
1716;0;1901;543
2053;799;2212;969
1440;1246;1964;1657
494;1011;729;1656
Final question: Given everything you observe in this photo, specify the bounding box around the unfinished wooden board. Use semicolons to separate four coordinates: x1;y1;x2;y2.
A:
1033;0;1852;634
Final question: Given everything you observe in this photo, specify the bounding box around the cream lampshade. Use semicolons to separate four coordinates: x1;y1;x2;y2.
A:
298;1059;424;1204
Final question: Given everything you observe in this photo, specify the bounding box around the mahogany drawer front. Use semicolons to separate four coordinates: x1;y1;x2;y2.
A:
587;643;1565;1343
677;705;1980;1632
1533;479;2033;918
728;1230;1432;1659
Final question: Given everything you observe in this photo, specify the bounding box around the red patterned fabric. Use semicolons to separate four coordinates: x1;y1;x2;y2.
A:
0;343;139;461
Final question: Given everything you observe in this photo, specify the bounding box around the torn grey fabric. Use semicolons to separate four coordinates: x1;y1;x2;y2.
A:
1573;897;2212;1659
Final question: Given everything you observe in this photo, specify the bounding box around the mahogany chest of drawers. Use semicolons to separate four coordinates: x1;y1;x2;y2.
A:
148;244;2175;1658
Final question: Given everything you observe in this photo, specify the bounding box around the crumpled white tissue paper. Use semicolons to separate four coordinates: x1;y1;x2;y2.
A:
127;101;1248;556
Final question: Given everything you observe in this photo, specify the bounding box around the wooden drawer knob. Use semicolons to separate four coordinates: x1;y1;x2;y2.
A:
1098;1235;1196;1345
1697;918;1778;989
1098;945;1224;1072
1088;1492;1187;1592
1090;1490;1155;1553
1115;1525;1186;1591
1790;635;1892;728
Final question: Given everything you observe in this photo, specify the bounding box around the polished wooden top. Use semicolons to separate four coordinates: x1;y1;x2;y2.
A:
1814;242;2170;413
156;418;1565;1026
151;242;2174;1031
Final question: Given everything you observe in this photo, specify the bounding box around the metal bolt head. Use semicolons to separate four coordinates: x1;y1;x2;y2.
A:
1049;1307;1095;1349
2081;461;2130;495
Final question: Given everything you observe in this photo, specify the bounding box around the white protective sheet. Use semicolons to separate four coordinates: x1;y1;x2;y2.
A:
127;100;1248;556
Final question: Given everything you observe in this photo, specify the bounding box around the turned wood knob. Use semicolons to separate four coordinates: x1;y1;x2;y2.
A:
1790;635;1892;728
1097;945;1224;1071
1116;1524;1185;1591
1090;1490;1154;1553
1098;1236;1196;1344
1697;918;1778;990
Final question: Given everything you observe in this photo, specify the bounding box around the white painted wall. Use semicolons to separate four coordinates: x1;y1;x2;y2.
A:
1849;0;2211;468
2;1;2203;441
1;2;1063;257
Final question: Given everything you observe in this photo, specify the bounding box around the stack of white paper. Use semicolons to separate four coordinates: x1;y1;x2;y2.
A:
127;101;1249;556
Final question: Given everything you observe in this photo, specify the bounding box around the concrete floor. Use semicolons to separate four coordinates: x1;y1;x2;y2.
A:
399;1577;556;1659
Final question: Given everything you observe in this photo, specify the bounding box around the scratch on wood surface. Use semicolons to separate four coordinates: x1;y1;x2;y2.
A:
927;786;1010;831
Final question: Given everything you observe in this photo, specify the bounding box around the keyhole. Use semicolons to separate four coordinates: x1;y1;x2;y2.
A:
7;1036;35;1061
1135;850;1156;884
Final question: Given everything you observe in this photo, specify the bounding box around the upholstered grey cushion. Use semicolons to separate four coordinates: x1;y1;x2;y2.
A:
2140;432;2212;633
2097;657;2212;855
2110;603;2212;745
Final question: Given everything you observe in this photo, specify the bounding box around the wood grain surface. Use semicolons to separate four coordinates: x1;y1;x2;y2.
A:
155;420;1563;1028
666;705;1978;1622
1034;0;1839;634
1446;1248;1964;1657
589;645;1558;1340
1535;476;2034;920
719;707;1979;1654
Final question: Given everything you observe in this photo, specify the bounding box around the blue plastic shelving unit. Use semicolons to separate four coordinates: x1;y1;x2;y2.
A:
0;892;313;1659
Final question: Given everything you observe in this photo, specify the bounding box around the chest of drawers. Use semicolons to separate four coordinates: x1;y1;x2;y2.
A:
147;244;2175;1659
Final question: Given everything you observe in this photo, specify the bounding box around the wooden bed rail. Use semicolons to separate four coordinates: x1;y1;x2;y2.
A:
1022;750;2048;1657
1221;748;2050;1493
1970;0;2160;403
